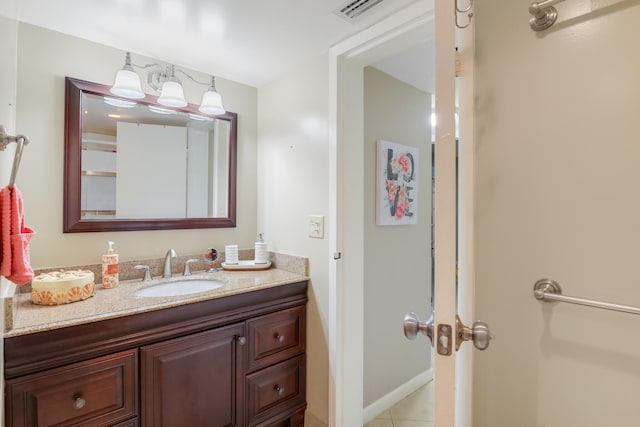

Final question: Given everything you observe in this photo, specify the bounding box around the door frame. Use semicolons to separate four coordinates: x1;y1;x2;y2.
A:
328;0;475;425
455;14;476;427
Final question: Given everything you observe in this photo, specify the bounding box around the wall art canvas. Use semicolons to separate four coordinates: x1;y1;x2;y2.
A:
376;139;419;225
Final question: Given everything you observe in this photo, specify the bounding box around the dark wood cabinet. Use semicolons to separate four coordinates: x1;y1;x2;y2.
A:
6;349;137;427
5;281;307;427
246;306;305;372
245;306;306;426
246;355;306;426
112;419;139;427
141;324;244;427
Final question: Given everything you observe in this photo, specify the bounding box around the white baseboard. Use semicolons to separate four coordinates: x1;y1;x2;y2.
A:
363;369;434;424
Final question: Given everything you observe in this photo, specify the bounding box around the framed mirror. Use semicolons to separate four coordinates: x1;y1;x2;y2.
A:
64;77;237;232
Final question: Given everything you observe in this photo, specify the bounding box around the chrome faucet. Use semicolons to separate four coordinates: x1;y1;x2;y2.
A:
135;264;152;282
163;249;177;278
183;259;198;276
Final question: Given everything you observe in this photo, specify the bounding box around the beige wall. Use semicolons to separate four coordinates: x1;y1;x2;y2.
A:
0;16;17;184
15;23;258;268
257;53;330;425
0;14;19;424
474;0;640;425
363;67;431;406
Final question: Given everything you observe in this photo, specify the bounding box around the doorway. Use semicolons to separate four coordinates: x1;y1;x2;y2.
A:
327;2;441;425
361;46;435;424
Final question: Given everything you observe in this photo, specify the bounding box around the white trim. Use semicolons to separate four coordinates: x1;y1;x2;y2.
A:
362;369;434;424
0;277;16;299
327;41;341;427
455;15;476;427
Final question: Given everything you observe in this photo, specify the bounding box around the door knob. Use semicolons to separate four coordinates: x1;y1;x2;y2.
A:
403;312;434;345
455;315;494;351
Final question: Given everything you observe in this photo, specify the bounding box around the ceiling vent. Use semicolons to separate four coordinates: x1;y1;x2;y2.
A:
334;0;386;21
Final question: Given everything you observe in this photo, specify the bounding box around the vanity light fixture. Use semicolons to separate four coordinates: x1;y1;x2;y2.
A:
110;52;226;114
110;52;145;99
198;77;225;115
156;65;188;108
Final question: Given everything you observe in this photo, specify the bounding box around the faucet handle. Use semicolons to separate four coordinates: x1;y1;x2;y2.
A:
183;259;199;276
135;265;152;282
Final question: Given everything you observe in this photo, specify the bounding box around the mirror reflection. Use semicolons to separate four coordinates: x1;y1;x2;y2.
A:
64;77;237;232
81;92;230;220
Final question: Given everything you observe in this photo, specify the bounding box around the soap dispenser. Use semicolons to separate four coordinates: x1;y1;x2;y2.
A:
254;233;268;264
102;241;119;288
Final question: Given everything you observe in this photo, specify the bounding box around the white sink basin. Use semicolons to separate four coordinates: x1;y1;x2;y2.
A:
134;279;224;297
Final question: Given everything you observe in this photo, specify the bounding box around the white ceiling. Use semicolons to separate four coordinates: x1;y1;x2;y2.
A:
0;0;431;89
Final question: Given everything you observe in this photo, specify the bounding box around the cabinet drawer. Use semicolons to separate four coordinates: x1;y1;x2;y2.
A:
7;349;137;427
246;355;306;426
247;305;305;371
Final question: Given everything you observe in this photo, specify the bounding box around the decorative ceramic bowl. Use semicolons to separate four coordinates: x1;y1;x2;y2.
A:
31;270;95;305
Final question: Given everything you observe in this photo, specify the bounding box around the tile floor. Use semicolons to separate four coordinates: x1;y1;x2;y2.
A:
364;381;434;427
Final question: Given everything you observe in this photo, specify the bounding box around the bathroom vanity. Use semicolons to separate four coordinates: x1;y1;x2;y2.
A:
4;269;308;427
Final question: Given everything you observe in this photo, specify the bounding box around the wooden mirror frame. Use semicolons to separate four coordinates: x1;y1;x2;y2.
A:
63;77;237;232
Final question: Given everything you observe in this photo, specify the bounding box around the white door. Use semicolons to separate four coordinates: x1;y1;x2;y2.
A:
402;0;484;424
410;0;485;426
329;0;482;426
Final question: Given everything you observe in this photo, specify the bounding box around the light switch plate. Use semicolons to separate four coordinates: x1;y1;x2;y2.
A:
308;215;324;239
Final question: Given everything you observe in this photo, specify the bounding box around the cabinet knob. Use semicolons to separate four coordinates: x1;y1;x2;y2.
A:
73;397;86;410
237;336;246;345
274;385;285;395
275;334;285;343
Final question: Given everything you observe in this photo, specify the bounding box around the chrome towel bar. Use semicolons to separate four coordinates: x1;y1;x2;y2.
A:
533;279;640;316
529;0;565;31
1;125;31;188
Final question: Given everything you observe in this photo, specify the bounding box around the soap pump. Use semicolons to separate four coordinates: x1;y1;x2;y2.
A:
254;233;268;264
102;241;119;288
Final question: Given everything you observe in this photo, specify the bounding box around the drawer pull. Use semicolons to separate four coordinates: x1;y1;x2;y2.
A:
274;385;285;395
237;336;246;345
275;334;285;343
73;397;87;410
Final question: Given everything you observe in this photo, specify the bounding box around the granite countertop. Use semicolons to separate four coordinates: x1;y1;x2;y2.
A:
6;258;308;338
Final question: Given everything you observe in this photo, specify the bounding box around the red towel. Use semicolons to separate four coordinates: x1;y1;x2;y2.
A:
0;186;35;285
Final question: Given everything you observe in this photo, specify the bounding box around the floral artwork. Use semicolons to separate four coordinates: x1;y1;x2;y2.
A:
376;140;418;225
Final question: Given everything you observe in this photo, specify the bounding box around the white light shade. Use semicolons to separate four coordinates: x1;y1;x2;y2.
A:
198;90;226;115
157;81;188;107
110;69;145;99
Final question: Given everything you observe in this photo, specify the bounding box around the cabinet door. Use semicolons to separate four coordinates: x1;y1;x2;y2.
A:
141;324;245;427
